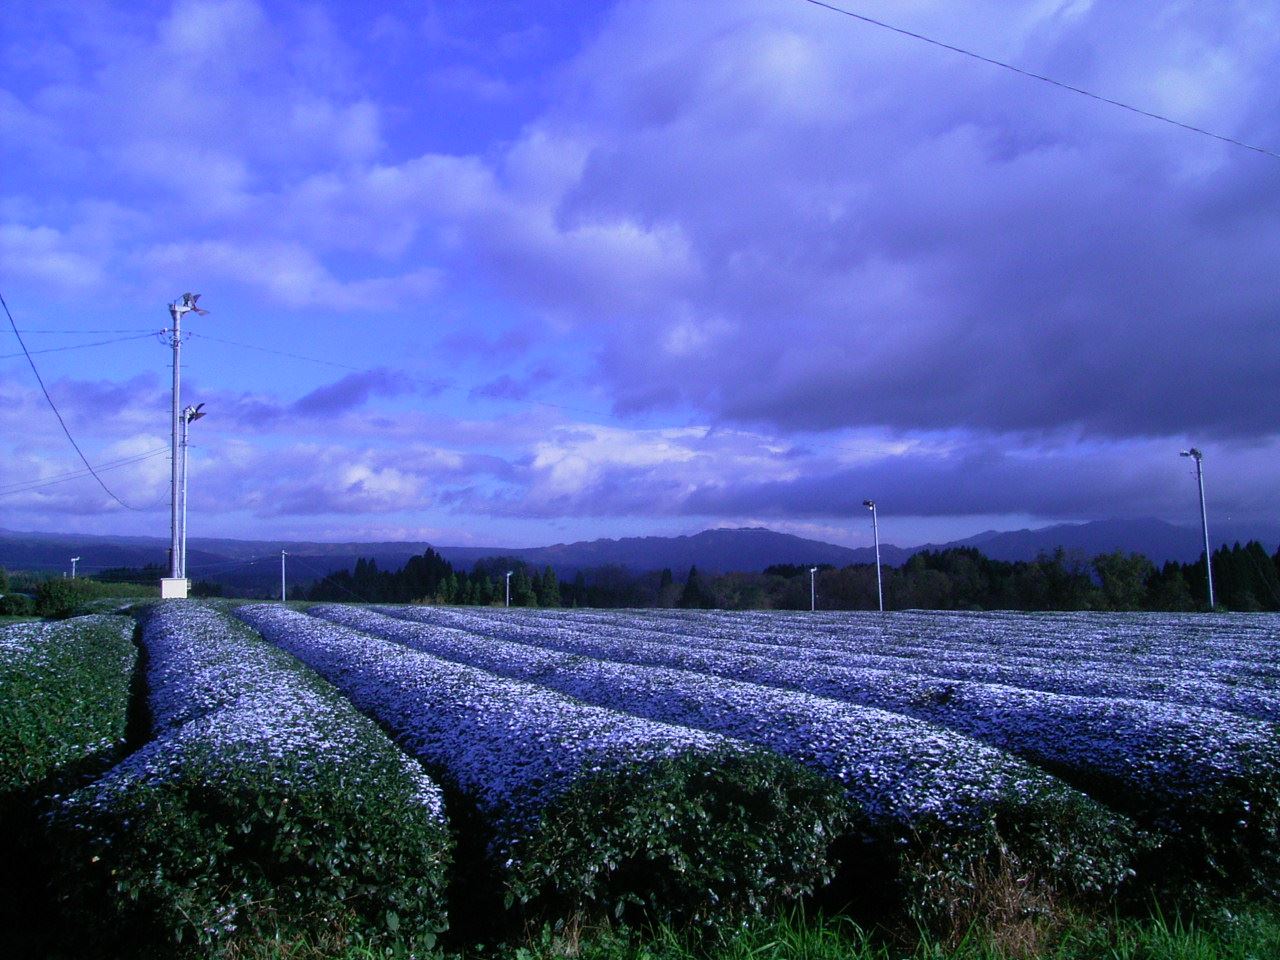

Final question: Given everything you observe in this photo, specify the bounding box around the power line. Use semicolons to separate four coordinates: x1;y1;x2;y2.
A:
1;331;160;360
191;332;366;372
185;554;280;573
0;290;146;511
797;0;1280;161
9;321;890;478
10;328;157;334
0;446;170;497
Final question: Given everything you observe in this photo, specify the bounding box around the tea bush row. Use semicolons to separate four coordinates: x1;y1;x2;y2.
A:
237;602;849;929
51;602;451;956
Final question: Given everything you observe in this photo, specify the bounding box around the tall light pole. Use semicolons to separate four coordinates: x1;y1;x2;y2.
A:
281;550;288;603
179;403;207;579
505;570;513;607
163;293;207;599
809;567;818;612
863;499;883;612
1180;448;1215;610
70;556;80;579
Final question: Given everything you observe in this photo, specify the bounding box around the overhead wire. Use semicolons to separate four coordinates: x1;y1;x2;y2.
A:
3;308;890;506
796;0;1280;161
8;328;159;334
0;331;161;360
1;290;147;511
185;554;280;573
0;446;170;497
191;332;366;372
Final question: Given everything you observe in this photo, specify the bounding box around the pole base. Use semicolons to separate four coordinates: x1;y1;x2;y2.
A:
160;578;190;599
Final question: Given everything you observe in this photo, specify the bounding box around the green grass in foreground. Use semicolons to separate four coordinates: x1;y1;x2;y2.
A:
231;904;1280;960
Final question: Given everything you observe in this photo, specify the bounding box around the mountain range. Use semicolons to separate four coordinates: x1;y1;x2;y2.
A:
3;517;1278;594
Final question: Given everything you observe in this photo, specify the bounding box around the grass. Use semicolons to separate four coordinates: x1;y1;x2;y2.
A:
223;903;1280;960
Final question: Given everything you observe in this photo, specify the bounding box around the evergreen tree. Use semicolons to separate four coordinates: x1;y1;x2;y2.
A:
1216;541;1280;611
1181;552;1211;610
537;566;561;607
1093;551;1155;611
569;571;588;607
511;567;537;606
1146;561;1195;611
680;565;711;609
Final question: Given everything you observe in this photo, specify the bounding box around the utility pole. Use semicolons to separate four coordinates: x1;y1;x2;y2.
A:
809;566;818;612
162;293;207;599
1180;448;1215;609
505;570;513;607
70;556;80;578
281;550;288;603
180;403;207;579
863;499;883;612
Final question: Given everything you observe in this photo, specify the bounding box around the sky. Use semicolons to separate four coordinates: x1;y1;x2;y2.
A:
2;0;1278;553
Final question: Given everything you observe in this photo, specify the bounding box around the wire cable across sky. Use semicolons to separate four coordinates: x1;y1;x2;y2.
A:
0;446;169;499
0;331;160;360
797;0;1280;161
1;290;147;511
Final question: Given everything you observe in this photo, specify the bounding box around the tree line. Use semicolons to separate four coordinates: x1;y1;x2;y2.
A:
304;540;1280;612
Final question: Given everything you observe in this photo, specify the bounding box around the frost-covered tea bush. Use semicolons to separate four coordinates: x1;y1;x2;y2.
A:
397;605;1280;899
0;615;136;796
0;614;138;948
316;604;1138;923
53;602;450;955
239;603;848;927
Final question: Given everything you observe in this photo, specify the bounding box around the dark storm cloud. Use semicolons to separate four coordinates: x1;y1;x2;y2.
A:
443;432;1279;529
442;0;1280;443
681;446;1182;521
291;367;416;416
469;366;558;402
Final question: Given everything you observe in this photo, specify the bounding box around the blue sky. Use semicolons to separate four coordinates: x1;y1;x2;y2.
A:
2;0;1278;550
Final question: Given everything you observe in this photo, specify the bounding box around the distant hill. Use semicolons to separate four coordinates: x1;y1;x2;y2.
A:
2;518;1276;593
433;527;910;575
947;517;1280;565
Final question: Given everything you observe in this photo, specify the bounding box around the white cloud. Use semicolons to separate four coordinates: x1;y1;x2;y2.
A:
0;223;105;289
137;239;440;309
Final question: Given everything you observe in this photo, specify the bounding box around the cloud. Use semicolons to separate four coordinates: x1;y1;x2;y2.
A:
291;367;415;416
3;0;1278;543
137;240;441;309
398;0;1280;441
204;441;511;517
2;0;404;307
0;223;105;289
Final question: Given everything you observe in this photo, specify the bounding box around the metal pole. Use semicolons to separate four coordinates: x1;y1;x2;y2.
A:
70;556;79;578
872;506;883;613
168;302;182;579
505;571;513;607
281;550;287;603
1197;457;1215;609
864;499;883;612
1181;448;1215;610
809;567;817;611
180;414;190;578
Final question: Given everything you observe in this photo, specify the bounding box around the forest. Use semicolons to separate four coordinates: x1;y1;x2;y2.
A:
305;540;1280;612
